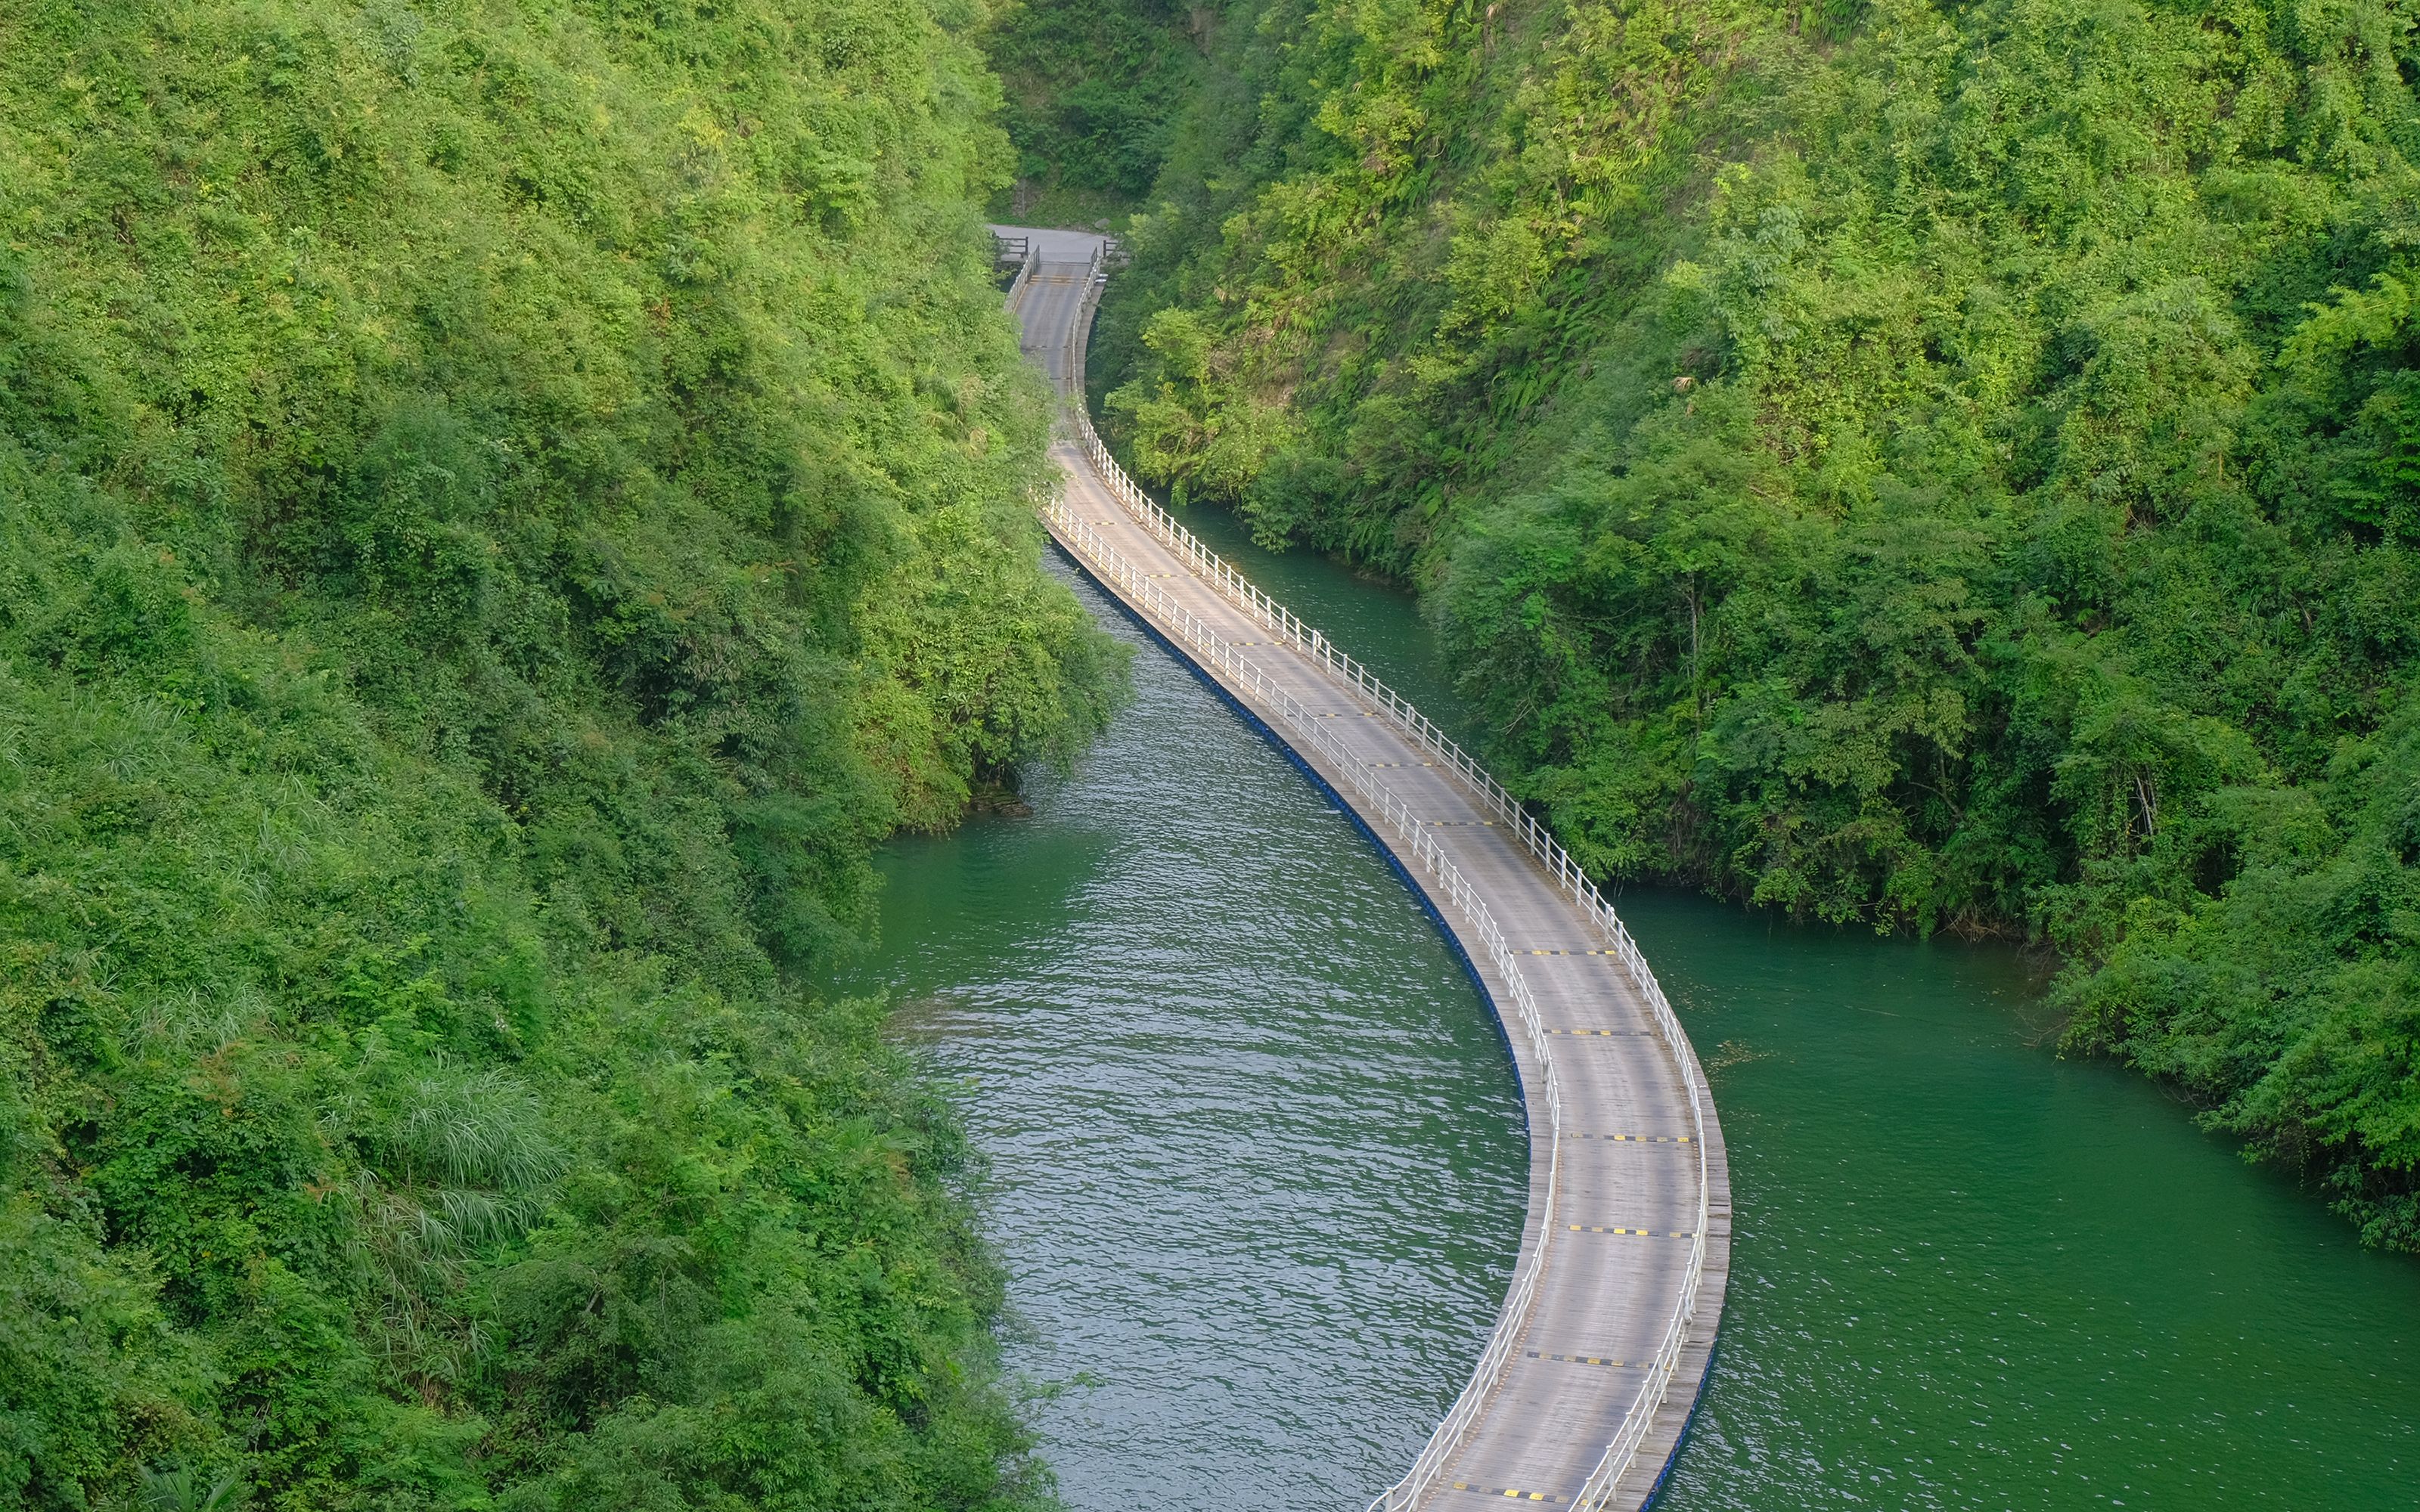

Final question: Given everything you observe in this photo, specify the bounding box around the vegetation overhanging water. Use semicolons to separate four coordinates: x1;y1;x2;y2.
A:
1023;0;2420;1263
853;508;2420;1510
0;4;1118;1501
11;0;2420;1501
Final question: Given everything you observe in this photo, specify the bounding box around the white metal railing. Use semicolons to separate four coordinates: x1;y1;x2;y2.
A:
1041;498;1569;1494
1048;243;1711;1510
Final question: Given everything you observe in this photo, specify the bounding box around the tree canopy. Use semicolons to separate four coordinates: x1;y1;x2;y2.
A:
1066;0;2420;1251
0;0;1122;1504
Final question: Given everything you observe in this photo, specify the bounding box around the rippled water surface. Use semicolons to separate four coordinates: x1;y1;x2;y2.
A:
832;567;1527;1510
846;512;2420;1510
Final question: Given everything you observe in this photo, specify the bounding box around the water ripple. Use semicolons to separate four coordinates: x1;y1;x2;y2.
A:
840;572;1528;1512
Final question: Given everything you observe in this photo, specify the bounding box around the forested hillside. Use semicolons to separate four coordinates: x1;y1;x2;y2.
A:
983;0;1204;224
998;0;2420;1250
0;0;1122;1506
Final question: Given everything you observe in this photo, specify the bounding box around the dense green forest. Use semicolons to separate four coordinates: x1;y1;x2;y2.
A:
991;0;2420;1250
982;0;1205;224
0;0;1125;1506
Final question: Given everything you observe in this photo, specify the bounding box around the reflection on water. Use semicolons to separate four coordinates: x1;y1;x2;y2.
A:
831;565;1526;1511
848;510;2420;1510
1628;891;2420;1510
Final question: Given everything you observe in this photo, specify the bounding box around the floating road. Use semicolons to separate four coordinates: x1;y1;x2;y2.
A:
997;225;1732;1511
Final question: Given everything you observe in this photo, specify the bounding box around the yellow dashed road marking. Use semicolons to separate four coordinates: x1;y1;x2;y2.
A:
1568;1225;1696;1238
1447;1483;1568;1504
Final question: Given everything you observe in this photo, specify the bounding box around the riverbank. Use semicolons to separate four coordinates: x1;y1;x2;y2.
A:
836;565;1528;1507
852;500;2420;1509
0;1;1119;1501
1627;888;2420;1509
1019;0;2420;1254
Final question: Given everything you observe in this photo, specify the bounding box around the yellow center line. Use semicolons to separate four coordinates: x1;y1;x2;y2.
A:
1525;1349;1635;1368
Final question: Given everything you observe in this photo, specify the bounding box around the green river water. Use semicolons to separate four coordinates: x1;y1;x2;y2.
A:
834;507;2420;1510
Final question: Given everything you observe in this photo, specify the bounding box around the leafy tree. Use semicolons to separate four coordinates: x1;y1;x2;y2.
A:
0;0;1122;1504
1076;0;2420;1248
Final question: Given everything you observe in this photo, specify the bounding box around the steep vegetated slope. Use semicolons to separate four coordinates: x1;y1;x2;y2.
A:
1038;0;2420;1248
0;0;1122;1506
983;0;1209;225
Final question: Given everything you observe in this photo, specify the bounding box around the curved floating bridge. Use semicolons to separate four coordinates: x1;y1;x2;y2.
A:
999;227;1733;1512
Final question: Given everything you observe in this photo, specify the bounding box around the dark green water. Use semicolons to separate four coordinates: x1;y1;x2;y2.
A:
831;564;1528;1509
842;513;2420;1509
1627;892;2420;1510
